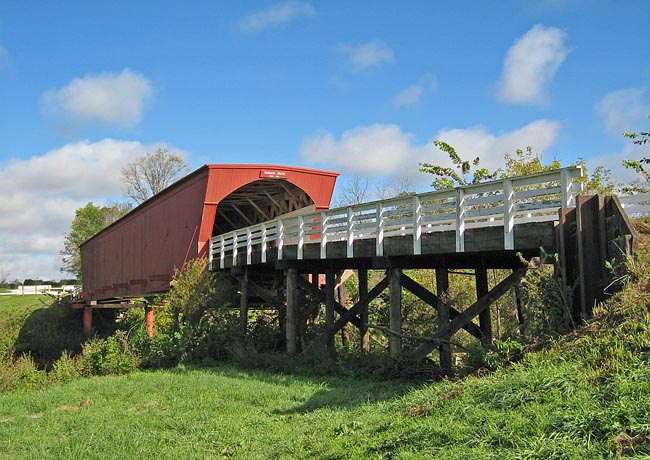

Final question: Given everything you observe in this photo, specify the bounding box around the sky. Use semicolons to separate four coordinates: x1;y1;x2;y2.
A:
0;0;649;282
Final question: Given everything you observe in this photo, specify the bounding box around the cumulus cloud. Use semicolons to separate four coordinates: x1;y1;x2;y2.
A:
238;1;316;33
394;74;437;107
0;139;185;281
596;88;650;136
340;40;394;72
41;69;153;128
301;120;561;183
496;24;568;105
434;120;562;173
587;141;650;187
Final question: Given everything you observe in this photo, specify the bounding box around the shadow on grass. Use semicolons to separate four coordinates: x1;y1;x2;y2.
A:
14;298;86;367
168;354;418;414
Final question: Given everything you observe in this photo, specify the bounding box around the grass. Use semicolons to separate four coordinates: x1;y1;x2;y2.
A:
2;226;650;458
1;311;650;460
0;295;50;355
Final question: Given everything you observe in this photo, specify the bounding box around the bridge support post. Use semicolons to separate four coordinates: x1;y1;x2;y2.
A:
476;269;492;346
389;268;402;358
358;269;369;351
436;269;452;370
83;307;93;338
286;269;298;356
338;280;350;347
325;270;336;350
145;306;155;338
240;268;249;335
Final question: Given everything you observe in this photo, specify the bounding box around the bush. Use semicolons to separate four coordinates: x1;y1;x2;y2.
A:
81;331;139;376
50;351;84;384
0;352;48;391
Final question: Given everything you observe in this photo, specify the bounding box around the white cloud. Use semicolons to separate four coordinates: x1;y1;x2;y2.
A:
340;40;394;72
586;142;650;188
434;120;562;173
496;24;568;105
300;120;561;183
238;1;316;33
0;139;185;281
41;69;153;128
596;88;650;136
394;74;437;107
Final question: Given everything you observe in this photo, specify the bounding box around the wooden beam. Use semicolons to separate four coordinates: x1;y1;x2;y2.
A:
264;190;287;215
286;269;298;356
436;268;452;370
359;269;369;351
240;268;249;335
231;203;255;226
325;270;336;350
246;197;271;221
412;268;527;361
476;268;492;346
296;275;361;329
400;272;483;339
327;274;389;340
389;268;402;357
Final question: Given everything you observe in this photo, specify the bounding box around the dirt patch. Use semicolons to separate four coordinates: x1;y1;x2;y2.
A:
56;399;92;411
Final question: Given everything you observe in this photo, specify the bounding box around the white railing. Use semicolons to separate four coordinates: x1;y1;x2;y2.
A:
618;192;650;218
209;166;584;269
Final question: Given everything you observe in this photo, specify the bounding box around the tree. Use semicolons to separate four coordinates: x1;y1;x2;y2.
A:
502;146;561;178
60;202;131;279
622;116;650;194
335;173;370;206
121;148;188;204
419;140;498;190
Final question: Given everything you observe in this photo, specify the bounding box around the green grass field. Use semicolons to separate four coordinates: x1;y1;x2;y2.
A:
1;334;649;459
0;295;50;354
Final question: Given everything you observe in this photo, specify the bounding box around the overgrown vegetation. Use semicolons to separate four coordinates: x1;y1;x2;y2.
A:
1;257;650;457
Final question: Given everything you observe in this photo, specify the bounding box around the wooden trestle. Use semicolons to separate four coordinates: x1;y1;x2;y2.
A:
221;193;639;373
231;249;536;371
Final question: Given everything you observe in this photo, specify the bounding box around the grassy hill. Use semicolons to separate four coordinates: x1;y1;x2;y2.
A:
1;227;650;458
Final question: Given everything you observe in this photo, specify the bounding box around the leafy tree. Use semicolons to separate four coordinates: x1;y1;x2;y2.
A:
419;140;499;190
502;146;561;178
60;202;131;279
622;116;650;194
121;148;188;204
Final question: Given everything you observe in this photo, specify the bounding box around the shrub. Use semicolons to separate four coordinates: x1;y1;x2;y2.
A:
81;331;139;376
0;352;47;391
50;351;84;383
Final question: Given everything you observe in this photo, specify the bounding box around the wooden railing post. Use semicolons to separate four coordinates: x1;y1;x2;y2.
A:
231;231;238;266
277;219;284;260
208;237;213;270
298;216;305;260
413;195;422;255
246;228;252;265
261;223;267;263
376;202;384;256
320;211;328;259
219;235;225;269
455;188;466;252
347;207;354;258
504;179;515;250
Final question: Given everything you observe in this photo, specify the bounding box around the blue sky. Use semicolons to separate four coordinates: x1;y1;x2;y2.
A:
0;0;649;281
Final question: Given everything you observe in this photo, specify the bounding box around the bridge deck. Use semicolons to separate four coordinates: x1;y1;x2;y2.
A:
210;166;584;269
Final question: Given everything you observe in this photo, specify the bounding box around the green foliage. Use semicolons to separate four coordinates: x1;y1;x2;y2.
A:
502;146;561;178
80;331;139;376
419;140;499;190
516;267;573;339
60;202;131;278
622;116;650;194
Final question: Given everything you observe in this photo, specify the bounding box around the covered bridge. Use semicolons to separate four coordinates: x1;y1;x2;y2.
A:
78;164;338;333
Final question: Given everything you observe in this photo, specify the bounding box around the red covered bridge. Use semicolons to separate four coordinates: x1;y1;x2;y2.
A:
78;164;338;334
